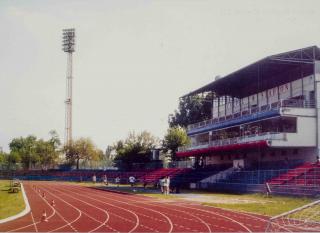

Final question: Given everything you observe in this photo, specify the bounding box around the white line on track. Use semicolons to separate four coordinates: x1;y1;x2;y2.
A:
49;185;140;233
7;184;56;232
39;184;109;233
134;199;212;232
31;184;80;233
171;204;252;232
92;187;262;232
30;212;38;232
72;186;247;233
57;184;174;233
43;185;114;233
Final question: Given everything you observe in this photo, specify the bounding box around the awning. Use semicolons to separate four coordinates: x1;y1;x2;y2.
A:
176;140;269;158
181;46;319;98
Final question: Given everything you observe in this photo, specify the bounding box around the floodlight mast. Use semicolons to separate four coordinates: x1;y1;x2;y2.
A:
62;28;75;146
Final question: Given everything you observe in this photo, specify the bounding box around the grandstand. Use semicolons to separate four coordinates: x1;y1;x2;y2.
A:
175;46;320;195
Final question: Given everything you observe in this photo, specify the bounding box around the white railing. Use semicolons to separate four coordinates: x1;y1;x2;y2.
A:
187;99;315;131
178;132;286;152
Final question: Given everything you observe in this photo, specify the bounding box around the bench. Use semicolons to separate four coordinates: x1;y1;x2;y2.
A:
10;180;21;193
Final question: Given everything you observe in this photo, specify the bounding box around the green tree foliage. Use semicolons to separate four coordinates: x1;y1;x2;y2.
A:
6;152;21;170
169;94;212;128
113;131;158;170
162;126;190;161
64;138;103;170
8;131;61;170
9;135;38;169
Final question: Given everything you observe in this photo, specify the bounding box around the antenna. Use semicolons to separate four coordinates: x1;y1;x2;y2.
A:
62;28;75;145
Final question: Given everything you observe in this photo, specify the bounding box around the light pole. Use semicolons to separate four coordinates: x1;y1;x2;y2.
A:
62;28;75;146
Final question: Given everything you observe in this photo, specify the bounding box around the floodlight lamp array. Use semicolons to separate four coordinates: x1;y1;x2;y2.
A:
62;28;75;53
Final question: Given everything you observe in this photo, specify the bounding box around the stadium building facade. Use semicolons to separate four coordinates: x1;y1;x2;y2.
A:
177;46;320;169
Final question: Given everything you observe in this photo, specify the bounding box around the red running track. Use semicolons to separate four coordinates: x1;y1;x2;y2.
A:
0;181;270;232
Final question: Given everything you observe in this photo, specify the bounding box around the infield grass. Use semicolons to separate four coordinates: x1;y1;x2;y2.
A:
199;193;315;216
0;180;25;220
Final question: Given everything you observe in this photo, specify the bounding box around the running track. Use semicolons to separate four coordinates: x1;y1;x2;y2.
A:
0;181;270;232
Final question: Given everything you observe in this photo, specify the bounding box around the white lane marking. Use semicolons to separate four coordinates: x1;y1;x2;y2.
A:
44;185;112;233
175;205;252;232
30;212;38;232
51;185;138;233
57;184;174;233
7;183;56;232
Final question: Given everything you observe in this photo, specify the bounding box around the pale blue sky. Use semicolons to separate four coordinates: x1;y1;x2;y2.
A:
1;0;320;151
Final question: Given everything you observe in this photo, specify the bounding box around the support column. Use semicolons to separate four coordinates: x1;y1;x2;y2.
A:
314;61;320;161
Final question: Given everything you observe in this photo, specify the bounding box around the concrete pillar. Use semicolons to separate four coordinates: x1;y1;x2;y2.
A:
314;61;320;160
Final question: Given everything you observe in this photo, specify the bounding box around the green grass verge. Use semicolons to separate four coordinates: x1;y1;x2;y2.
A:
0;180;25;220
200;193;315;216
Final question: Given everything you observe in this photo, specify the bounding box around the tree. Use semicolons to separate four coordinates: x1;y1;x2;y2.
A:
35;139;59;170
8;131;61;170
64;138;103;170
6;151;21;170
162;126;190;161
169;94;212;128
113;131;159;170
9;135;38;169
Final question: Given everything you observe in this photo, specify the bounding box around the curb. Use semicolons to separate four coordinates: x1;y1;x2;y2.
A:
0;183;31;224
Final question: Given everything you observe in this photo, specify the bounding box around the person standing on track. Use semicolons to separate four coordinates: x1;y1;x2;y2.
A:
103;174;108;186
115;176;120;187
159;177;165;194
92;174;97;184
163;176;170;195
129;176;136;187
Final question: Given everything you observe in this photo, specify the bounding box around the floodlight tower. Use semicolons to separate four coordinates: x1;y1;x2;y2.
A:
62;28;75;145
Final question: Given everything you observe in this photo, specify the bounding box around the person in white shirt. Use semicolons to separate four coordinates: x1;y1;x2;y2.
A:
92;174;96;183
115;176;120;187
129;176;136;187
102;174;108;186
159;177;165;194
163;176;170;195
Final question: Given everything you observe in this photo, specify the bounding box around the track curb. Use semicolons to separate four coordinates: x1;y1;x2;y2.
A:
0;183;31;224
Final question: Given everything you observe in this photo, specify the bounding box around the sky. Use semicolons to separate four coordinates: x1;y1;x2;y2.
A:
1;0;320;152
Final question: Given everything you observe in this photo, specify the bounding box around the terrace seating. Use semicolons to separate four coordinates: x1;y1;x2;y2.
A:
217;160;304;184
269;162;320;186
268;162;315;185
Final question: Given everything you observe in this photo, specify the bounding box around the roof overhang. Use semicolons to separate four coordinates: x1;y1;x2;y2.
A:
182;46;320;99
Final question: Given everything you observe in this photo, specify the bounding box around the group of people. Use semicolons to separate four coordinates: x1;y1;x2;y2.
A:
91;174;121;187
159;176;170;195
90;174;172;194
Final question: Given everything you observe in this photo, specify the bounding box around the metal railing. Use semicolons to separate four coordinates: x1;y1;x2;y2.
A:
187;99;315;131
178;132;286;152
200;167;320;186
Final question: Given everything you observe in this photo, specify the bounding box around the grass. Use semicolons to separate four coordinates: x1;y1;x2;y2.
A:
200;193;315;216
0;180;25;220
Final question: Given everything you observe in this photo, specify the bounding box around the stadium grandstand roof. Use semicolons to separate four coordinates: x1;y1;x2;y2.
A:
182;46;320;98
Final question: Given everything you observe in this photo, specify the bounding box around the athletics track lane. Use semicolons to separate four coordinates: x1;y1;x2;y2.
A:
0;181;269;232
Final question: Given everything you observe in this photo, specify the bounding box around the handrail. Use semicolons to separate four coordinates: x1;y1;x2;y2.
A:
187;99;315;131
178;132;286;152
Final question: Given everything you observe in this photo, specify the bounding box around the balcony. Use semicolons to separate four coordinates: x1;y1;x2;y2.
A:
187;99;315;134
178;132;287;152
